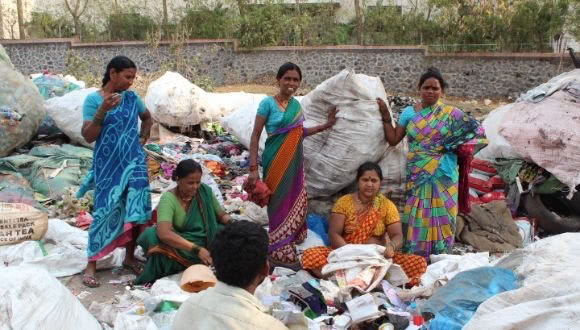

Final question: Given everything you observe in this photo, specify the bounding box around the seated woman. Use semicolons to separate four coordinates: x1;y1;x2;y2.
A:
135;159;231;284
302;162;426;286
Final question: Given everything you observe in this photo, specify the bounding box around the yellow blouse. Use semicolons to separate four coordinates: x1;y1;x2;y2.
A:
332;193;400;237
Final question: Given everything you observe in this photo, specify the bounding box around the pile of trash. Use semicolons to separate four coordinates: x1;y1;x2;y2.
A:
1;44;579;329
472;68;580;240
31;73;85;136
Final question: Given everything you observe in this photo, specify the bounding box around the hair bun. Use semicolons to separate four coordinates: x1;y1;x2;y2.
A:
426;66;441;74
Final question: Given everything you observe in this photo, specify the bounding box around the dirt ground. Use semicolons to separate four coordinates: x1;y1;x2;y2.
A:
64;266;138;310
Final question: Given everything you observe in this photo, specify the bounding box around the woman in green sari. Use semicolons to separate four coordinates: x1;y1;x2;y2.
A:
135;159;231;284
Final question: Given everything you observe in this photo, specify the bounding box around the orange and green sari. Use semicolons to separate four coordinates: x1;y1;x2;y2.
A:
262;97;308;263
302;194;427;286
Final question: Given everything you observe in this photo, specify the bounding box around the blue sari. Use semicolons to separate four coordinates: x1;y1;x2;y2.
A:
77;91;151;260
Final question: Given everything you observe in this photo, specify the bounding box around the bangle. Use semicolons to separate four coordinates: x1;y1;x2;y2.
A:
191;244;200;254
382;119;392;124
249;165;258;171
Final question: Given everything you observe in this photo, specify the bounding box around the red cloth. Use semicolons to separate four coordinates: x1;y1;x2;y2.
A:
243;179;272;207
457;144;476;214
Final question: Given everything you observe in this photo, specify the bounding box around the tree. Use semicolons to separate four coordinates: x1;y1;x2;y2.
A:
64;0;89;36
0;0;4;39
163;0;168;31
354;0;364;45
16;0;25;39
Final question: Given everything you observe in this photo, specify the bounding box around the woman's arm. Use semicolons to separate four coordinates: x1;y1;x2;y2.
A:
157;221;197;251
81;120;102;144
217;211;232;225
157;221;212;265
139;109;153;144
383;222;404;257
304;106;338;137
247;115;267;188
382;123;406;147
328;212;348;249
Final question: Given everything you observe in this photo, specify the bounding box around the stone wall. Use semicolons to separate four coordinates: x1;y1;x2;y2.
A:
1;39;574;98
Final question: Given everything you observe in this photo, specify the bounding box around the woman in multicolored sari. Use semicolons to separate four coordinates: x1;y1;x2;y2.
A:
377;67;486;258
135;160;232;284
302;162;427;286
247;62;338;268
79;56;153;287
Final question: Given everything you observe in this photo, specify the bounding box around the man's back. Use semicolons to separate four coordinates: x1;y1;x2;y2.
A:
173;282;288;330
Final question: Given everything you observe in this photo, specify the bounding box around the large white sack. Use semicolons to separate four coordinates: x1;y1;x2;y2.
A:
220;102;267;153
0;219;124;277
0;265;101;330
378;139;408;208
302;69;390;198
465;233;580;330
0;61;46;157
145;71;266;127
474;103;521;161
45;88;98;148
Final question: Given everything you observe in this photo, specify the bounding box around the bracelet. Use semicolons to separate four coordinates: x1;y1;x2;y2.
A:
382;119;392;124
191;244;200;254
249;165;258;171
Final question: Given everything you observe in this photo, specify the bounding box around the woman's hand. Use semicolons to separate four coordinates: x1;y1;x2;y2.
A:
326;106;338;128
102;92;121;112
198;248;213;265
246;170;259;190
376;98;392;123
384;242;395;258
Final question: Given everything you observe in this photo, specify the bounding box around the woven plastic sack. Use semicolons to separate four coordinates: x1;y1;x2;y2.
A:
0;203;48;246
0;266;101;330
45;88;98;148
302;69;392;198
0;61;46;157
0;44;12;67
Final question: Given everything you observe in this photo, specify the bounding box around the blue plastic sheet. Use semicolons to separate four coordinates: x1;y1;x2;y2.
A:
307;214;329;246
422;267;519;330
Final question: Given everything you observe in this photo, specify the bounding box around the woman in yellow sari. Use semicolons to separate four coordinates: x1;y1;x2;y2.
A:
302;162;427;286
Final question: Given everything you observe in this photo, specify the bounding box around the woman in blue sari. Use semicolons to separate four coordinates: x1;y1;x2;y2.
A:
78;56;153;287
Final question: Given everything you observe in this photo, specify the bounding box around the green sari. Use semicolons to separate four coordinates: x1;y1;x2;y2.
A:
135;184;223;284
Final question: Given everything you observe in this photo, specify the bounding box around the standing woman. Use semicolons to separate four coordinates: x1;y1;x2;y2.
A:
376;67;486;258
78;56;153;287
247;62;338;267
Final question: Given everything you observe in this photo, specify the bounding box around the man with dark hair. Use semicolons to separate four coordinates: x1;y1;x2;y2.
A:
173;221;289;330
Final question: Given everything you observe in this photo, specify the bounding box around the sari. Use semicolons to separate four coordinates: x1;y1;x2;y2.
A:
77;91;151;261
135;184;223;284
261;97;308;264
302;194;427;286
402;100;486;257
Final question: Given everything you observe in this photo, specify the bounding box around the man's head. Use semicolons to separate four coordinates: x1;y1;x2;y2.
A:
210;221;269;290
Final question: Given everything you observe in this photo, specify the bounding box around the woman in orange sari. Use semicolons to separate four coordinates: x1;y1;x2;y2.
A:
302;162;427;286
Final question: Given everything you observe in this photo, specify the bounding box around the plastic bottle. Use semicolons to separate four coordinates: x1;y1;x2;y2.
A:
408;302;424;326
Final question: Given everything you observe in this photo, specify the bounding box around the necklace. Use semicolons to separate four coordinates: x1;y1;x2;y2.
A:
274;94;289;110
176;188;192;210
355;192;373;211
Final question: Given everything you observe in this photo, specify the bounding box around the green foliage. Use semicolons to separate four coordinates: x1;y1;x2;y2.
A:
26;0;580;52
27;12;74;39
181;5;237;39
107;10;156;41
65;51;101;88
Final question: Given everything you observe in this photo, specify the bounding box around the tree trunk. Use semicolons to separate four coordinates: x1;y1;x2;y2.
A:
0;0;4;39
354;0;364;45
162;0;168;36
16;0;25;39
